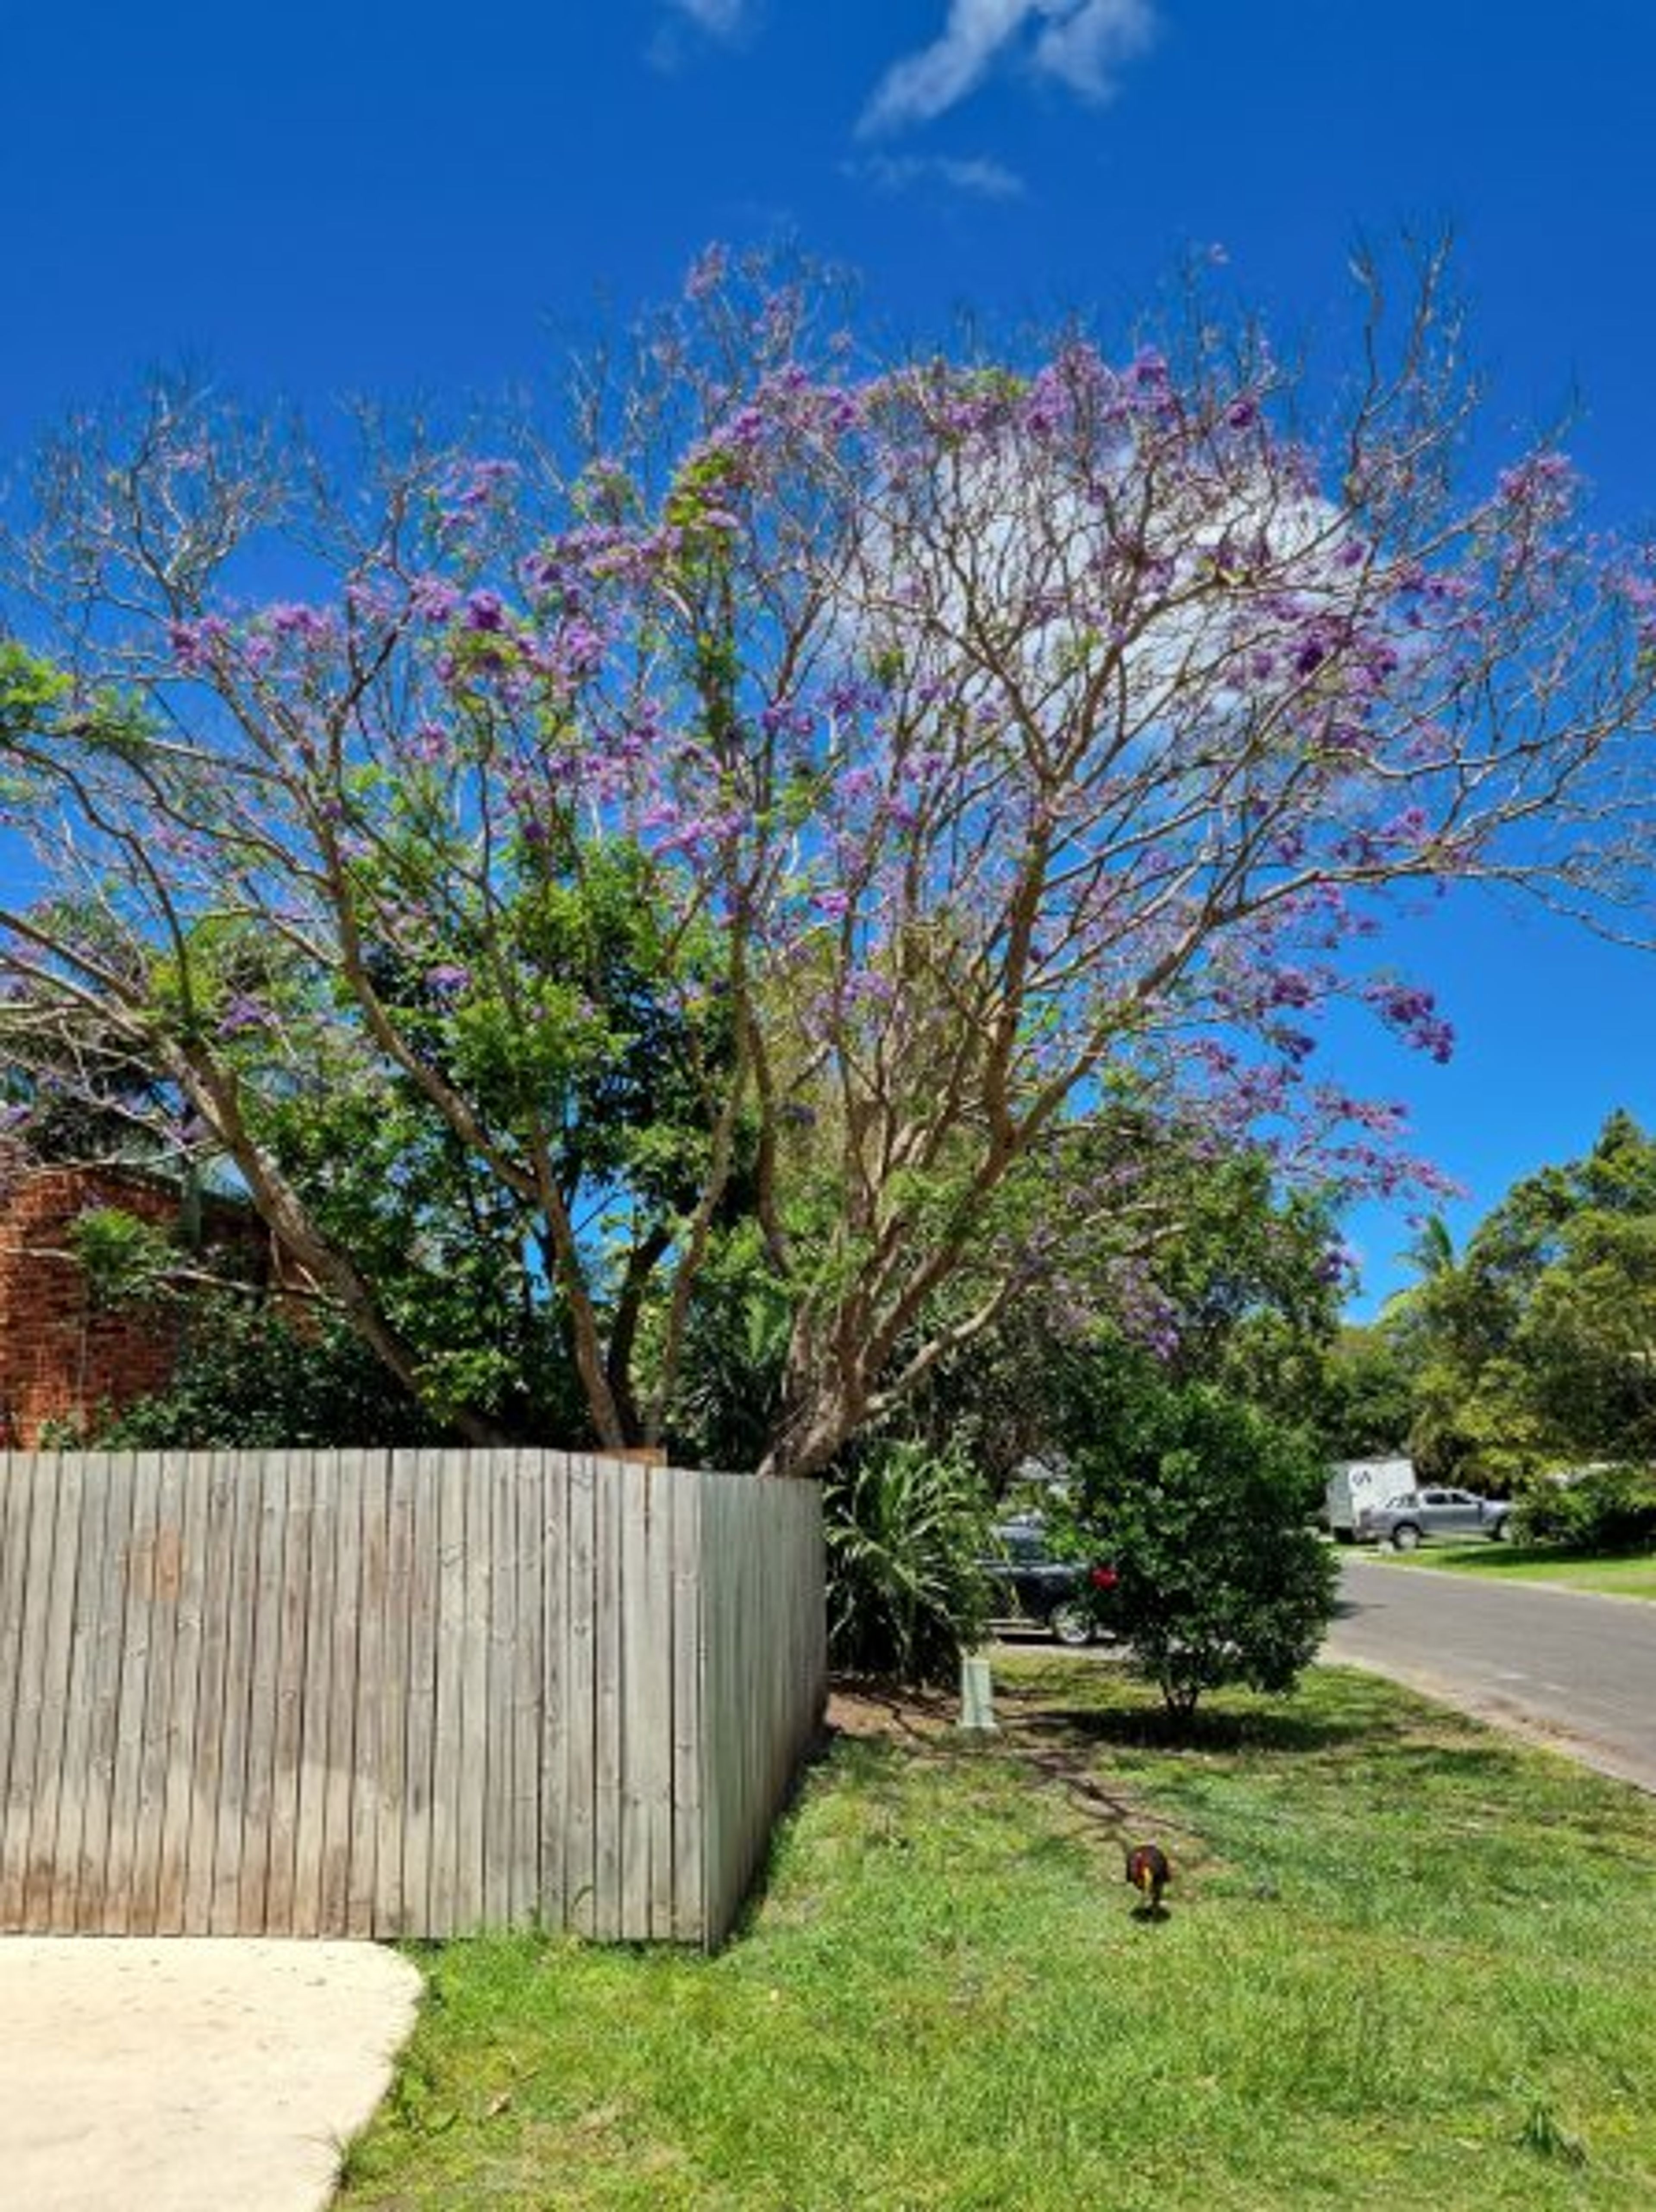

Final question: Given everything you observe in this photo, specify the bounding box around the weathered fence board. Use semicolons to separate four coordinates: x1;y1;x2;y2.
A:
697;1472;828;1943
0;1449;823;1947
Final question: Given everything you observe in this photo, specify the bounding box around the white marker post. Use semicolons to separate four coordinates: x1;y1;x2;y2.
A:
958;1651;997;1733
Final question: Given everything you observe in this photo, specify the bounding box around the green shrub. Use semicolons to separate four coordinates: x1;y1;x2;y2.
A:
823;1441;991;1687
85;1296;440;1448
1069;1371;1337;1722
1514;1465;1656;1551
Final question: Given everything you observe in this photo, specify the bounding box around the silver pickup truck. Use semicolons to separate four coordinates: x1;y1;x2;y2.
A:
1361;1487;1513;1550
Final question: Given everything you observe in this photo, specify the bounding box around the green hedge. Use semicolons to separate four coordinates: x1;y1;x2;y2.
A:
1514;1465;1656;1551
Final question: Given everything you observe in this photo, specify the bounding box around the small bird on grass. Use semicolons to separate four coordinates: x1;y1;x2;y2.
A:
1125;1842;1171;1919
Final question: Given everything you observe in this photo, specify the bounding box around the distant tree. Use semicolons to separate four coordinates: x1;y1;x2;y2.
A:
1317;1324;1418;1457
1402;1212;1458;1286
6;244;1656;1474
1403;1111;1656;1478
1509;1209;1656;1459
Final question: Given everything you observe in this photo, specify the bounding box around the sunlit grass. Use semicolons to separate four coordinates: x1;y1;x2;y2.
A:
339;1662;1656;2210
1374;1543;1656;1600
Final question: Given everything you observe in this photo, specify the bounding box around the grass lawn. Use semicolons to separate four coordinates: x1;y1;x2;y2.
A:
338;1662;1656;2210
1370;1544;1656;1601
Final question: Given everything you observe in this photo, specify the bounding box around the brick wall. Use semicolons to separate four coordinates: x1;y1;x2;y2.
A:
0;1161;273;1446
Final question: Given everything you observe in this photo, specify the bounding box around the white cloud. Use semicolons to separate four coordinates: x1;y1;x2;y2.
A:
667;0;751;34
859;0;1157;138
849;151;1028;201
648;0;755;75
1032;0;1157;97
838;433;1351;765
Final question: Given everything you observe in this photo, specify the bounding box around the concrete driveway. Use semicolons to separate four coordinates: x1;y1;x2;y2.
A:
1327;1553;1656;1792
0;1939;421;2212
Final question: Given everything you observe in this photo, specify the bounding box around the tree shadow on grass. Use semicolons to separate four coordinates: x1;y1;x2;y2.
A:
997;1684;1378;1759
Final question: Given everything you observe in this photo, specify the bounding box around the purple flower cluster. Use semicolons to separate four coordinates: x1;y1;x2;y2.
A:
436;458;520;536
1363;980;1455;1063
1496;450;1579;524
263;603;335;642
169;617;230;672
218;994;274;1037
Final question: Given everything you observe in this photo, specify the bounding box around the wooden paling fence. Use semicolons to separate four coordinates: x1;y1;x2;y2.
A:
0;1450;825;1948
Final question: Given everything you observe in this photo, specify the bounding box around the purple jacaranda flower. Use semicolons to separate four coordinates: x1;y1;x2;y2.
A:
405;721;450;765
1612;565;1656;638
169;617;229;671
458;458;518;507
1496;450;1578;519
685;242;728;301
465;591;506;633
345;576;398;622
1261;967;1320;1010
556;620;605;680
265;602;332;640
842;972;895;1006
654;817;715;857
723;405;771;453
1364;980;1455;1063
217;994;274;1037
411;577;461;624
425;963;472;997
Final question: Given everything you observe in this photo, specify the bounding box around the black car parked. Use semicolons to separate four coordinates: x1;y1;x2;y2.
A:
980;1517;1120;1646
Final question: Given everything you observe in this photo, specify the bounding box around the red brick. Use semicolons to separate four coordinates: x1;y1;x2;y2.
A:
0;1160;279;1447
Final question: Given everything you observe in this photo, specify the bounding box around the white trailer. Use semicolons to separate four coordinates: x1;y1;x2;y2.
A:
1326;1457;1414;1541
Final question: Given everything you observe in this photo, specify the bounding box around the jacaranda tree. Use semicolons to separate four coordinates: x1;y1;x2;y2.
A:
3;245;1655;1472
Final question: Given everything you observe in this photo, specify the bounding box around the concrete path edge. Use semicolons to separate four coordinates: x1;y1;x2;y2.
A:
0;1939;423;2212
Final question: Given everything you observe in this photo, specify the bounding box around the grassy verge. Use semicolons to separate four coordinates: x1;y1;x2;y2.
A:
338;1663;1656;2210
1368;1543;1656;1600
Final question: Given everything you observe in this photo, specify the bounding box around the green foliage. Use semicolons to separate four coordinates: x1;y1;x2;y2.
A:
1514;1465;1656;1552
669;1224;792;1471
1068;1362;1337;1720
245;1056;591;1443
1398;1111;1656;1482
85;1296;442;1449
1154;1159;1343;1410
0;641;69;738
892;1131;1346;1494
67;1206;179;1307
1514;1211;1656;1459
1316;1325;1418;1458
822;1441;992;1686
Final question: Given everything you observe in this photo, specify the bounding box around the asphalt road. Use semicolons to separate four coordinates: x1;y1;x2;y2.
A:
1325;1553;1656;1793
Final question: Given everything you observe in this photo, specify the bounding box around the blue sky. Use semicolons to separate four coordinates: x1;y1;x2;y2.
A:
4;0;1655;1308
